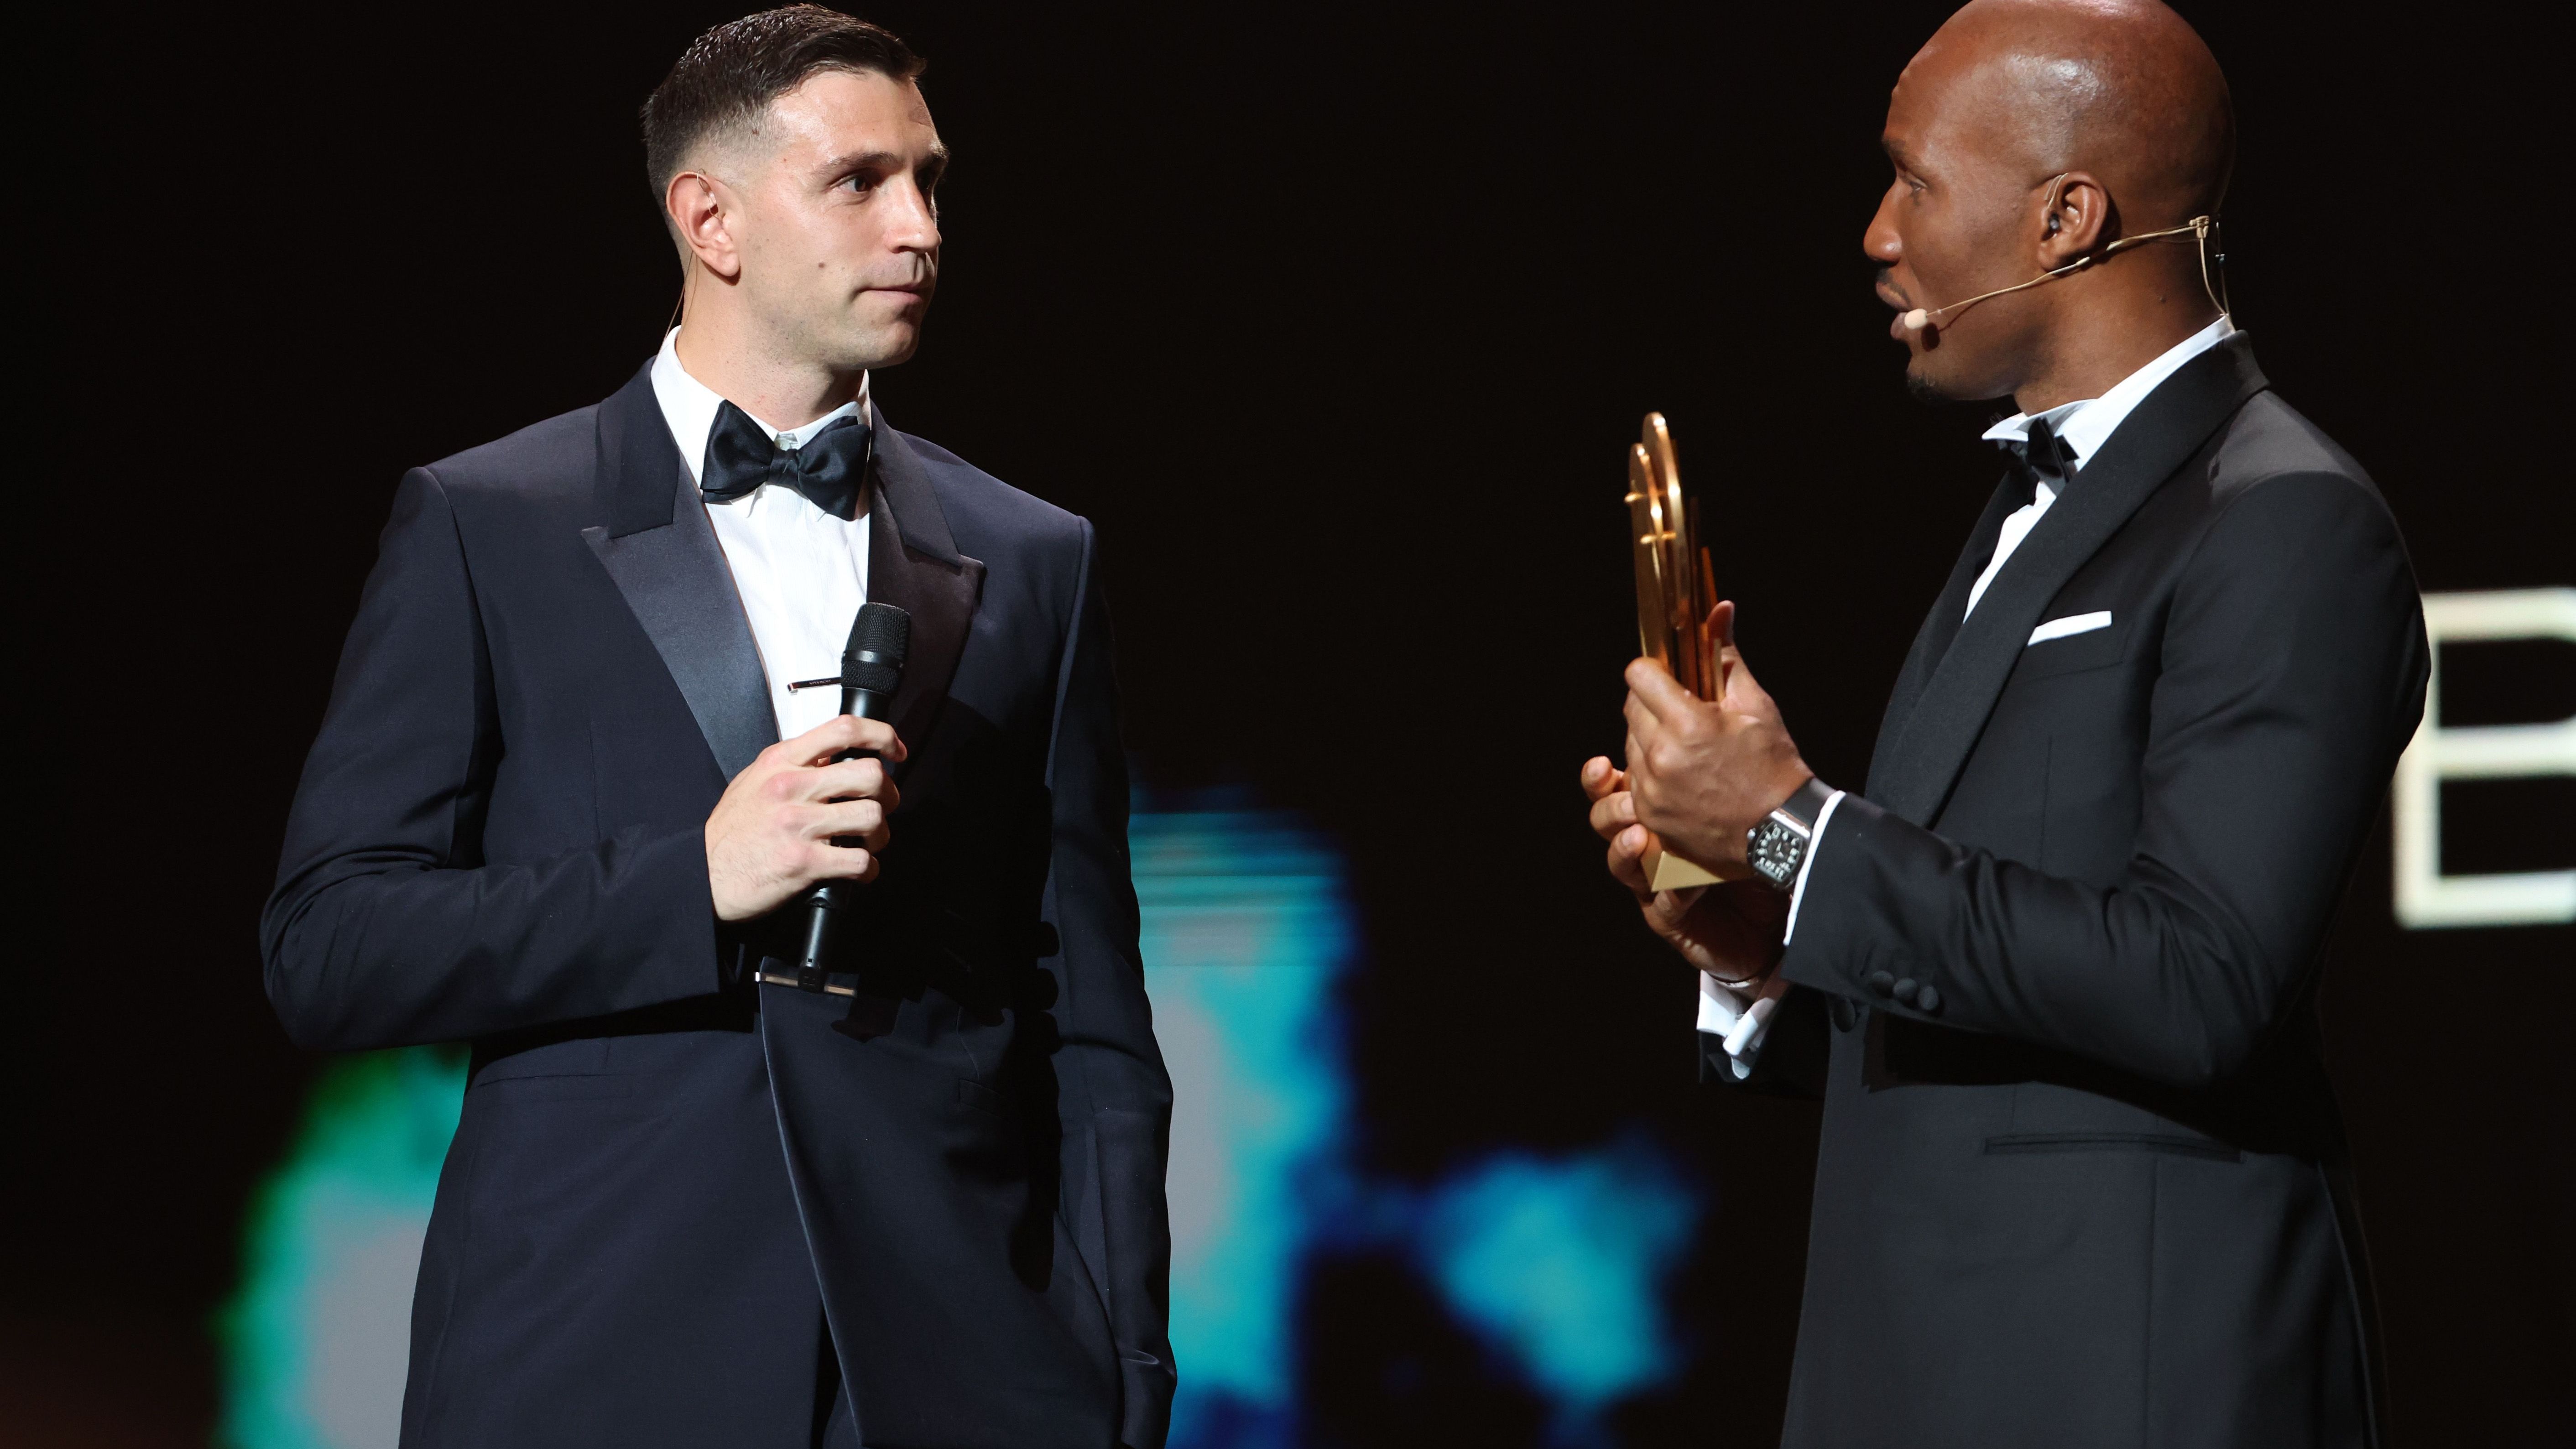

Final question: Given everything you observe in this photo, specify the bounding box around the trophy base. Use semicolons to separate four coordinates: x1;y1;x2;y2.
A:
1643;839;1724;891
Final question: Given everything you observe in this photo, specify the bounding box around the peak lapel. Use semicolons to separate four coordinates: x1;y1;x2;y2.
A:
1870;335;2269;825
1864;472;2028;795
581;362;778;782
865;418;985;766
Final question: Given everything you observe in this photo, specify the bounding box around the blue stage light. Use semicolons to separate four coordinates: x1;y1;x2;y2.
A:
1133;803;1356;1443
1410;1140;1700;1421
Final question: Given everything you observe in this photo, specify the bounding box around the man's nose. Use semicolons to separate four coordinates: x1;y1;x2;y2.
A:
1863;186;1903;264
888;176;941;254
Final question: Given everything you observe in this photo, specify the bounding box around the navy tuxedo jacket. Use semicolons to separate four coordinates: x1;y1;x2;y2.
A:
1725;337;2425;1449
264;365;1173;1449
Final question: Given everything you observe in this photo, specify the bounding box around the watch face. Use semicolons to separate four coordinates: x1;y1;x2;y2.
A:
1747;820;1802;887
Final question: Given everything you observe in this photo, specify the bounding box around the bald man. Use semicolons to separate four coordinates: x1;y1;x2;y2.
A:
1585;2;2420;1444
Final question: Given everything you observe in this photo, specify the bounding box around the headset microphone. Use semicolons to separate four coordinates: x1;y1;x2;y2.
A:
1901;175;2229;334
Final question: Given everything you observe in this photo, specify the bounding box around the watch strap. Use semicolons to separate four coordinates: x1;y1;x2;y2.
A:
1772;776;1836;834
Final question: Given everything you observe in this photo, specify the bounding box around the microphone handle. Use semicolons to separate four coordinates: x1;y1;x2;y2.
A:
789;683;895;990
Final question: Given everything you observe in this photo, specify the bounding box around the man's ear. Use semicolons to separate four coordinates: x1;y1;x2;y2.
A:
2038;170;2111;268
666;170;743;282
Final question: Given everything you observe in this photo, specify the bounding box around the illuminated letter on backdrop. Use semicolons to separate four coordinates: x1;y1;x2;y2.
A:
2392;588;2576;928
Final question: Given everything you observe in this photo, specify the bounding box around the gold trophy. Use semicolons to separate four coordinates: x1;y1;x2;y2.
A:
1624;413;1726;891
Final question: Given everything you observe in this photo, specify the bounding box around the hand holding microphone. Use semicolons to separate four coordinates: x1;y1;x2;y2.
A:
704;602;913;926
786;604;910;989
703;715;904;922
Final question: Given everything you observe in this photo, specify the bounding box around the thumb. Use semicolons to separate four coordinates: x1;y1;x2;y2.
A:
1718;632;1778;718
1706;599;1738;694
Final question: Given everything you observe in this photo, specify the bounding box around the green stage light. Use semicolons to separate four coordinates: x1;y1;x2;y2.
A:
217;1047;464;1449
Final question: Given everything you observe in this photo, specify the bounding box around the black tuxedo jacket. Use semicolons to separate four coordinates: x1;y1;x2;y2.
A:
1722;336;2425;1449
263;365;1173;1449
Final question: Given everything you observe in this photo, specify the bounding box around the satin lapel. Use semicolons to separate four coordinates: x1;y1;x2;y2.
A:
865;417;985;767
580;363;779;782
1871;335;2270;825
1864;472;2027;796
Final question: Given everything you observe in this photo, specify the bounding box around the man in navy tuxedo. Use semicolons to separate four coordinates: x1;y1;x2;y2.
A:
262;9;1173;1446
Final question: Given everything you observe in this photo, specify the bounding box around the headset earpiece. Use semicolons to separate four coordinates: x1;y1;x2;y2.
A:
1904;205;2225;337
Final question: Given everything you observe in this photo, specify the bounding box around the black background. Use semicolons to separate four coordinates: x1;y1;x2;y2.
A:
18;3;2569;1444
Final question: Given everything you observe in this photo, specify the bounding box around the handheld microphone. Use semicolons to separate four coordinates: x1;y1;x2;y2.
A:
783;601;910;994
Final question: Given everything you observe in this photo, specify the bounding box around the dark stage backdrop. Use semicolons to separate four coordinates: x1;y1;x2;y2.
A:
21;2;2567;1444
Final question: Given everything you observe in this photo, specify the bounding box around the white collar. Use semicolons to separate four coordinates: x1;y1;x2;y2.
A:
1980;314;2236;469
648;327;871;485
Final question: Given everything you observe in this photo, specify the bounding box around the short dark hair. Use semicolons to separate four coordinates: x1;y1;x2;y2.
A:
641;6;924;203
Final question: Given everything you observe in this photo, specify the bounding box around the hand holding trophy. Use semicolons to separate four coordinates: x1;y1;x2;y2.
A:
1623;413;1727;891
1585;414;1812;987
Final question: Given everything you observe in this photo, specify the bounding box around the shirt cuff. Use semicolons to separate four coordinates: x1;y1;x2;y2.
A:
1779;789;1846;945
1696;970;1792;1080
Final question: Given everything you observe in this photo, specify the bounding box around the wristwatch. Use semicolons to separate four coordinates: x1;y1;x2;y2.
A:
1746;777;1837;890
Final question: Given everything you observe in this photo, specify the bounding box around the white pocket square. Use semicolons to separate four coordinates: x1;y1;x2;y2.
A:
2028;611;2112;646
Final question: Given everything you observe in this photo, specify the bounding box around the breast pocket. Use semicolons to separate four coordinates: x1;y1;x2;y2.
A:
2016;615;2131;681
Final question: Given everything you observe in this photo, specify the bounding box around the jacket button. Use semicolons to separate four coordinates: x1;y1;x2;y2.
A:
1865;971;1897;999
1916;984;1942;1014
1893;978;1919;1005
1829;996;1858;1032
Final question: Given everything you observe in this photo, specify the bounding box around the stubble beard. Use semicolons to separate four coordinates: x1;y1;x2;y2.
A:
766;290;919;377
1904;355;1964;404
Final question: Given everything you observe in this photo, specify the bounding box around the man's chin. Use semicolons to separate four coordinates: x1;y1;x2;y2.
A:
1903;356;1956;404
1901;349;2007;407
835;318;923;372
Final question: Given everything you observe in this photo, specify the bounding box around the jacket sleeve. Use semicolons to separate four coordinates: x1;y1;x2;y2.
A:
260;469;724;1051
1039;519;1176;1448
1781;471;2428;1088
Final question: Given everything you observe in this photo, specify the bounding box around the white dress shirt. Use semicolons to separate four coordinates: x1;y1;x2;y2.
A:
649;327;875;743
1696;315;2237;1075
1963;315;2236;618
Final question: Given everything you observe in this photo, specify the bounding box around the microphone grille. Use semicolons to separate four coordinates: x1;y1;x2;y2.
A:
846;601;911;669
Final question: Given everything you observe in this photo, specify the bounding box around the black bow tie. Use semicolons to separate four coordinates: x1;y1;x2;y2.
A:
2009;415;2079;491
700;401;871;521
